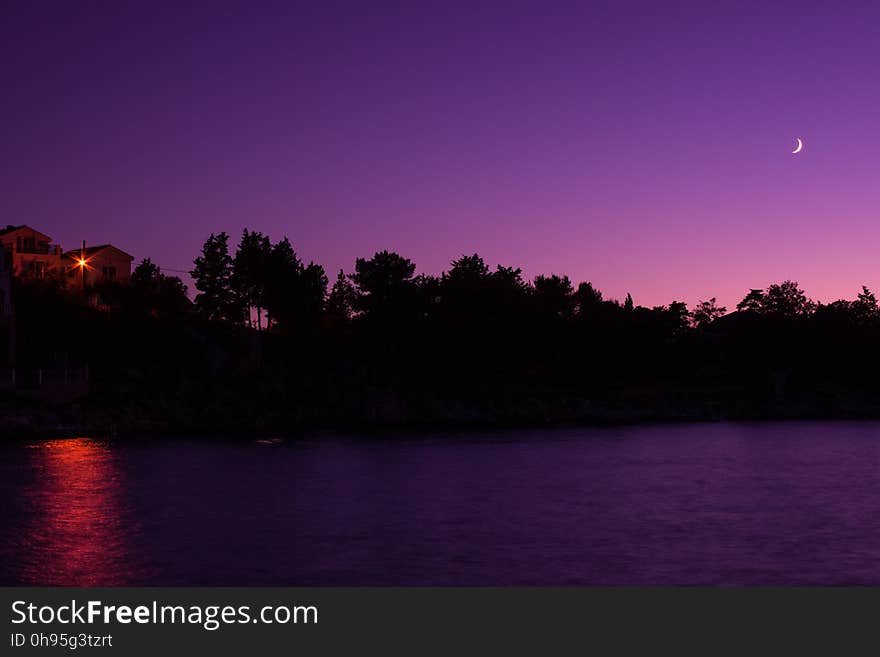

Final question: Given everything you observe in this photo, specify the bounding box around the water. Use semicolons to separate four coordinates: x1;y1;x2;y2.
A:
3;422;880;585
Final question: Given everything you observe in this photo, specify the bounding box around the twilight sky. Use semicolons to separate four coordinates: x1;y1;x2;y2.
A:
3;1;879;308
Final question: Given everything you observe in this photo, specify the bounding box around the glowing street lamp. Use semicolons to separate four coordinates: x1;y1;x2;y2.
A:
77;240;88;289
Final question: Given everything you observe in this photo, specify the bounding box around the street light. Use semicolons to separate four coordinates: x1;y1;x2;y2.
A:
78;240;87;289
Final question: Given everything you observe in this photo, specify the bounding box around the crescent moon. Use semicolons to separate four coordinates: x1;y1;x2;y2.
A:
792;137;803;154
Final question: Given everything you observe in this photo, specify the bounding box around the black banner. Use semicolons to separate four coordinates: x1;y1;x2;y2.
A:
1;588;876;654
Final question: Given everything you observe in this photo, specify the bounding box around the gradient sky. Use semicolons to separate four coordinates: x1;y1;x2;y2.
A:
3;1;880;308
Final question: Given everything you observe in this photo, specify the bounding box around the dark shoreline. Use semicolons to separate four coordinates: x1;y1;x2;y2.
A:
9;264;880;445
6;391;880;441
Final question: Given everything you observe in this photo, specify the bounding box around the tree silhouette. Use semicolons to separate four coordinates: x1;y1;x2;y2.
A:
447;254;490;284
327;269;358;321
574;281;603;316
191;232;240;322
667;300;690;333
691;297;726;328
735;283;814;317
853;286;879;322
130;258;189;317
262;237;300;329
300;262;329;320
131;258;161;287
233;229;271;329
533;274;574;319
763;281;813;317
442;255;493;317
258;237;328;332
736;289;765;313
22;227;880;430
351;250;417;322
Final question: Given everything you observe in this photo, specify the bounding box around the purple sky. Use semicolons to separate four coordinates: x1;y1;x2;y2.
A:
3;2;879;308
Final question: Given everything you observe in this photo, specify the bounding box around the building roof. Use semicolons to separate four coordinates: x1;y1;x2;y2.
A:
62;244;134;261
0;225;53;241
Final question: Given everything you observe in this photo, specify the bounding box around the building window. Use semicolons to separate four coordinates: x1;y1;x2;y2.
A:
102;266;117;280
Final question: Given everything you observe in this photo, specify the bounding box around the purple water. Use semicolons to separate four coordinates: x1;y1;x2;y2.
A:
3;422;880;585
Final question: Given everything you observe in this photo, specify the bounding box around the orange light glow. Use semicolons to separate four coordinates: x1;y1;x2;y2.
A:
16;438;135;585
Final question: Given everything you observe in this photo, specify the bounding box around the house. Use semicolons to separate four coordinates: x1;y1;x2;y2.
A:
1;224;135;288
0;225;64;279
0;248;13;363
62;244;134;287
0;247;12;317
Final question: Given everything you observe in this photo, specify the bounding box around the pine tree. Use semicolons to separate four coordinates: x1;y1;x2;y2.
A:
327;269;358;320
190;232;239;322
233;229;271;329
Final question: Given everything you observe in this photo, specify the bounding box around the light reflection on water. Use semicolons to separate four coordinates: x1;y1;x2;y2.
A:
4;423;880;585
12;438;138;585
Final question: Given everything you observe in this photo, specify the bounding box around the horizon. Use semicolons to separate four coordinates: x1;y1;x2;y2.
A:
4;2;879;310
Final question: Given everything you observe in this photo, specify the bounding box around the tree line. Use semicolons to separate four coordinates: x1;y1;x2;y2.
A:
11;228;880;427
177;229;880;335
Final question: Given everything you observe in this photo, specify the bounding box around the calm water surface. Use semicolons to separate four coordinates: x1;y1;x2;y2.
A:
3;422;880;585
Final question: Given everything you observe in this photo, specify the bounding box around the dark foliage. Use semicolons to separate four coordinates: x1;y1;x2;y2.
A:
190;232;241;323
8;235;880;433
